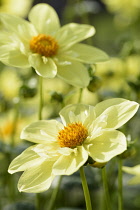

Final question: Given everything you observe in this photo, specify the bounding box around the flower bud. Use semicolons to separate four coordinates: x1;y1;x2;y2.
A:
50;91;64;103
19;85;37;98
87;76;102;92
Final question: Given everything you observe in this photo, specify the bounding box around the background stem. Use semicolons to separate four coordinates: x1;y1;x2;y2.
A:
118;158;123;210
79;166;92;210
78;88;83;103
47;176;63;210
38;76;43;120
36;76;43;210
101;167;111;210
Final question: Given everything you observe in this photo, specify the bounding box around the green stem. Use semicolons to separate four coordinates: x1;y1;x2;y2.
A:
47;176;63;210
36;194;42;210
78;88;83;103
79;166;92;210
38;76;43;120
101;167;111;210
118;158;123;210
36;76;43;210
6;151;16;202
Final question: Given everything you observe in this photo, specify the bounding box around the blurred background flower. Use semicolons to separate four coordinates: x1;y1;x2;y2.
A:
0;67;22;100
0;0;33;17
102;0;140;26
95;55;140;94
123;165;140;185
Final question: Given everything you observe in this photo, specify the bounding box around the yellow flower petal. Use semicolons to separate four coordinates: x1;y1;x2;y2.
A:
94;98;126;116
0;31;13;43
123;165;140;185
57;60;90;87
18;160;55;193
0;13;36;39
28;3;60;35
59;104;93;126
52;146;88;175
87;130;126;162
29;54;57;78
55;23;95;50
8;145;41;174
0;45;30;68
67;43;109;63
94;98;139;129
127;176;140;185
0;0;33;18
87;114;107;139
20;120;63;144
123;165;140;175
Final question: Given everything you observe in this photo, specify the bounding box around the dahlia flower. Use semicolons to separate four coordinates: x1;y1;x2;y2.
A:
8;98;139;192
0;3;108;87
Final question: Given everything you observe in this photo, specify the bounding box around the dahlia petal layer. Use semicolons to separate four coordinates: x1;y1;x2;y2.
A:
28;3;60;35
0;45;30;68
0;13;36;39
18;160;55;193
52;146;88;175
55;23;95;50
87;130;126;162
67;43;109;63
57;60;90;88
29;54;57;78
95;99;139;129
8;146;43;173
20;120;63;144
59;104;92;126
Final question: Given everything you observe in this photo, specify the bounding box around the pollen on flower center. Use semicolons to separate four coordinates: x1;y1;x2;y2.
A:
57;122;88;148
30;34;59;57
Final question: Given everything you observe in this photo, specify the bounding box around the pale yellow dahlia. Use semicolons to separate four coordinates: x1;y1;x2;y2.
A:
8;98;139;193
0;3;108;88
123;165;140;185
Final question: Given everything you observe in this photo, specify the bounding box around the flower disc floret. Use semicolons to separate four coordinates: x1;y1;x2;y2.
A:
30;34;59;57
57;122;88;148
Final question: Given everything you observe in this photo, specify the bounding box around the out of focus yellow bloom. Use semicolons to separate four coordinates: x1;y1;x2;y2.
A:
95;57;127;92
0;0;33;17
0;67;22;99
102;0;140;25
0;110;37;145
125;55;140;81
123;165;140;185
95;56;140;92
0;110;23;145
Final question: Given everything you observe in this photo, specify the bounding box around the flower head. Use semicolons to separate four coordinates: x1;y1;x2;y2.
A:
0;3;108;87
8;98;139;193
123;165;140;185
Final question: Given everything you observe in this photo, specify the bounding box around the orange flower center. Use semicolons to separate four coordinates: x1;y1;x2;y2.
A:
30;34;59;57
57;122;88;148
